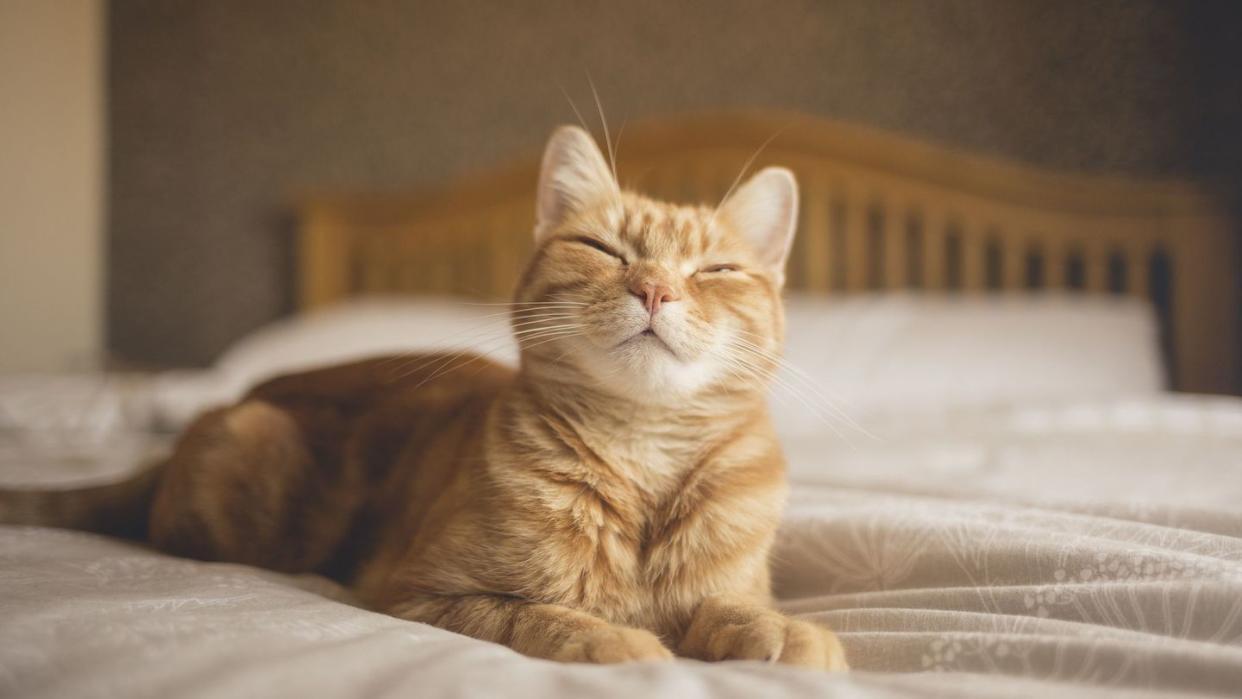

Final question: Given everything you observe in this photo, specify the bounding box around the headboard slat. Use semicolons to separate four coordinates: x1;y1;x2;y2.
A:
842;188;867;291
1127;243;1151;299
960;223;986;291
799;176;831;292
1045;239;1067;289
882;201;906;290
921;208;947;290
1083;242;1108;293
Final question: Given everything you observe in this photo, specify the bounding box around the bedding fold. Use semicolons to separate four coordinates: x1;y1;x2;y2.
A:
3;395;1242;697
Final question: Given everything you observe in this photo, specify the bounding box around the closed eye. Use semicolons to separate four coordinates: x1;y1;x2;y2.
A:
699;264;740;274
571;236;626;263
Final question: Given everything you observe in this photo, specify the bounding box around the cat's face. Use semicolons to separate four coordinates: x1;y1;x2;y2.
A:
513;126;797;404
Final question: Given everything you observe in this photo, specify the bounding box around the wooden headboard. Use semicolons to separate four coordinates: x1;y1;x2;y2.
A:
297;111;1239;394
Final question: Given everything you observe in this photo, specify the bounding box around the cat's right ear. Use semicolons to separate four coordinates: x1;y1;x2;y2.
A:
534;126;619;242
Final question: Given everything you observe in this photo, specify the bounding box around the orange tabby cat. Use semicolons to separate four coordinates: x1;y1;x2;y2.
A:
1;126;846;669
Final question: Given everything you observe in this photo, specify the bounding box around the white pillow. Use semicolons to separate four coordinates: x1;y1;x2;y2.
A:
213;297;518;393
774;293;1164;434
206;293;1163;432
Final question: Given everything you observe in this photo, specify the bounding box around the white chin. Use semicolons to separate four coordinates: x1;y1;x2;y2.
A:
588;336;719;401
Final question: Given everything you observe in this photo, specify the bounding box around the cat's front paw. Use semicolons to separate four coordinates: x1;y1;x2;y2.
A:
772;617;848;670
551;625;674;664
681;599;847;670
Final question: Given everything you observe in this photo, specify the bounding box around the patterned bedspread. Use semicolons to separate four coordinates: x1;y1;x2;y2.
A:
3;395;1241;698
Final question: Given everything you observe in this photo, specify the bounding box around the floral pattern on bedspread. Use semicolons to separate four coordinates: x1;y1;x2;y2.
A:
773;494;1242;695
771;397;1242;696
2;396;1241;698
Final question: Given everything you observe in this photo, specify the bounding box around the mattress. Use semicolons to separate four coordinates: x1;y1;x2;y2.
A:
3;394;1241;698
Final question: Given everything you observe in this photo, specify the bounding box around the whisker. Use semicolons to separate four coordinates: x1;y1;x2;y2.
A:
380;308;583;375
711;341;847;432
383;307;589;381
707;126;790;233
405;326;560;388
387;342;497;383
510;320;580;331
726;342;876;444
729;332;878;441
613;119;627;175
521;331;583;351
458;301;589;307
557;82;592;136
374;298;589;369
383;321;526;379
411;352;492;391
375;317;513;369
549;346;575;364
410;327;582;390
437;311;578;329
508;315;580;329
585;71;617;183
729;344;852;421
513;325;583;343
716;350;851;443
710;349;846;437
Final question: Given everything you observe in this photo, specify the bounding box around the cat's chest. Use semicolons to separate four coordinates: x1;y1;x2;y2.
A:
596;434;693;481
489;423;783;629
528;447;760;624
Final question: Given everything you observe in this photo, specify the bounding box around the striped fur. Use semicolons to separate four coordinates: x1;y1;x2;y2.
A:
0;127;845;669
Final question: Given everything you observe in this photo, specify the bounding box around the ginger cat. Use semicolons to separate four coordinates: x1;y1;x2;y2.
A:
1;126;846;669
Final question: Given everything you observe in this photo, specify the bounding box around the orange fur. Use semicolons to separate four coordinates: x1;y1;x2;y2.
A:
4;126;845;669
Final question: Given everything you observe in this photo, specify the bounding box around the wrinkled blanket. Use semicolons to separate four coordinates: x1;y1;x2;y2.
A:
3;396;1242;698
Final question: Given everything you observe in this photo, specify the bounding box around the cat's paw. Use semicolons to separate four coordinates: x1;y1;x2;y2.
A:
681;601;847;670
773;617;848;670
551;625;674;664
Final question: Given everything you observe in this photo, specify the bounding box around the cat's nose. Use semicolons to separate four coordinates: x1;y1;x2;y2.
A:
629;279;679;316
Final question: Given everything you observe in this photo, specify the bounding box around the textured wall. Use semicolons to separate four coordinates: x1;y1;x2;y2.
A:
108;0;1241;366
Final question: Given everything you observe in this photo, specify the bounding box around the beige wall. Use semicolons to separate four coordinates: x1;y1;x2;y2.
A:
0;0;104;371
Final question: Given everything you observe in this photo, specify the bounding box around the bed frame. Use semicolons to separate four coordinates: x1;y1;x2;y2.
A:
296;111;1239;394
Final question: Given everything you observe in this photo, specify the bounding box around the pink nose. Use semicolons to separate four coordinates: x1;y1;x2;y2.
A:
630;279;678;315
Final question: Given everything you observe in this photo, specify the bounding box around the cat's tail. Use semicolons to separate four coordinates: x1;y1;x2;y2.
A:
0;459;168;540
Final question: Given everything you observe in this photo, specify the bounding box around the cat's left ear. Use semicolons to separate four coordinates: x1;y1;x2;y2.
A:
720;167;798;285
534;125;619;242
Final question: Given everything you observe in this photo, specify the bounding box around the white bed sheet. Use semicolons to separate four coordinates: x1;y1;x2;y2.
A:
3;394;1241;698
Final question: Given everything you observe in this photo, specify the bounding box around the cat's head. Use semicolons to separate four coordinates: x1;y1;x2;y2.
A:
513;125;796;405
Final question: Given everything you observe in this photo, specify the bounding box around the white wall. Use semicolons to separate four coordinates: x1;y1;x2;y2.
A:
0;0;104;371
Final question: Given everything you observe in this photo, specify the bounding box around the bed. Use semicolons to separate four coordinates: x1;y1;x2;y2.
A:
3;112;1241;698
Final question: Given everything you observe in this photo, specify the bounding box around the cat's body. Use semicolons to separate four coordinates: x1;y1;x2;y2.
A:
181;350;782;647
0;127;846;668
